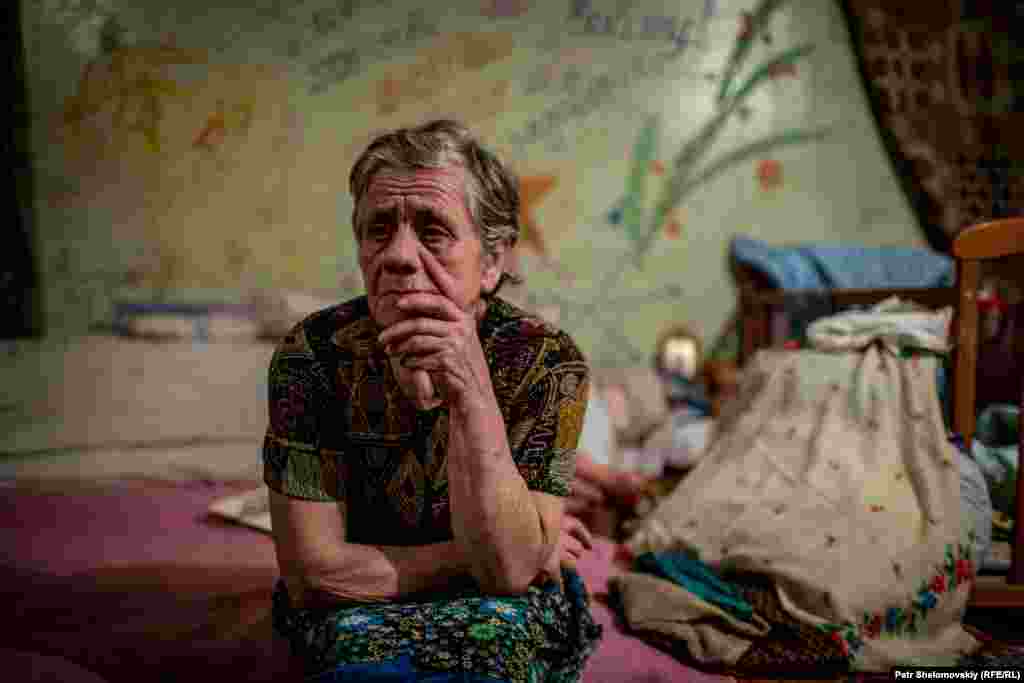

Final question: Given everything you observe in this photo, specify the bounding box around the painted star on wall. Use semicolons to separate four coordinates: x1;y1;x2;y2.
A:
517;174;556;258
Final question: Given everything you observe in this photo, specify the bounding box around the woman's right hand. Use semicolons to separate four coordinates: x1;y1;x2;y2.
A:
390;357;443;410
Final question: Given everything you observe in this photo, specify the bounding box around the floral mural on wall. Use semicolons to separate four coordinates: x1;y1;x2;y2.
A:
512;0;830;365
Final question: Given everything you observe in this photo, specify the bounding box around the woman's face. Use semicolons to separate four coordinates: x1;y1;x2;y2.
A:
355;166;502;329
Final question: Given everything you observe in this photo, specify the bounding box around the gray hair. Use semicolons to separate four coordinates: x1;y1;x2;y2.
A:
349;119;522;293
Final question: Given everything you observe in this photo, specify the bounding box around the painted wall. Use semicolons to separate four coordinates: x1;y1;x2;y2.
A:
20;0;925;365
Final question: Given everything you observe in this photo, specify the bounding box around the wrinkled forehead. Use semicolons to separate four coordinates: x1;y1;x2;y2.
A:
359;166;473;223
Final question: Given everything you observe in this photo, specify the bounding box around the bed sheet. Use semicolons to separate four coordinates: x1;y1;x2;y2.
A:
0;479;727;683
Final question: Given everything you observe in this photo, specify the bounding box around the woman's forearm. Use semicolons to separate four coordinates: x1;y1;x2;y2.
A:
296;540;470;606
446;396;551;595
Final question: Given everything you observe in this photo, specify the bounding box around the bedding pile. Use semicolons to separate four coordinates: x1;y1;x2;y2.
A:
622;342;983;671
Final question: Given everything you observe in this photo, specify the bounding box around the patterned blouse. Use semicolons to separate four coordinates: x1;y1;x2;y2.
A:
263;295;601;682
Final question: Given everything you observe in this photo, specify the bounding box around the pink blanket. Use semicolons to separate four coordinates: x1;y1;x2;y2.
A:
0;480;725;683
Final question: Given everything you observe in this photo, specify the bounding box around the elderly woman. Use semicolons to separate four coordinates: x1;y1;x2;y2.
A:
264;119;601;682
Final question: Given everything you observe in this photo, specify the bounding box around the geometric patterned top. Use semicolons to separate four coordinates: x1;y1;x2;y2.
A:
263;294;590;546
261;296;601;683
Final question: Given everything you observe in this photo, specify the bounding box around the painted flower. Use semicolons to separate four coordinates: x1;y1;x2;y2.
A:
930;574;947;594
737;11;753;40
664;219;681;239
756;159;783;191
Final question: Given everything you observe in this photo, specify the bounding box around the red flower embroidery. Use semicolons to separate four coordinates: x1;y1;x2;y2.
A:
930;574;947;594
863;615;882;639
783;339;800;350
956;559;973;583
830;631;849;656
664;220;681;239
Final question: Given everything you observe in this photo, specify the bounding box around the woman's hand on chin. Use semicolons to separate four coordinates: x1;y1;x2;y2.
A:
390;361;443;411
378;248;495;411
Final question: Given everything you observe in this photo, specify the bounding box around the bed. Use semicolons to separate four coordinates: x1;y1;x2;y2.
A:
0;477;738;683
728;219;1024;609
0;337;730;683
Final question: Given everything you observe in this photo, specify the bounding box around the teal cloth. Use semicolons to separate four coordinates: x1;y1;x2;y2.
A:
972;403;1020;520
634;550;754;622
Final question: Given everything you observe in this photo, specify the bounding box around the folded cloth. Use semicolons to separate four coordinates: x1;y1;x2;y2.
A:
806;297;952;354
608;572;771;667
950;436;995;570
729;236;954;291
634;551;754;623
728;571;850;676
972;403;1020;519
608;569;855;675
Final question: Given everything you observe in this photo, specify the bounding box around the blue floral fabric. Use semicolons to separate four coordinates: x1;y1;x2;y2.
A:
274;568;600;682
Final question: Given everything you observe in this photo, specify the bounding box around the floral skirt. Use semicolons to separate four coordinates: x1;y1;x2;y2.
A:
273;568;602;683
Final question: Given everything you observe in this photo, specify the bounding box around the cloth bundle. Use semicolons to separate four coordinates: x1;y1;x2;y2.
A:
625;345;981;671
806;297;952;354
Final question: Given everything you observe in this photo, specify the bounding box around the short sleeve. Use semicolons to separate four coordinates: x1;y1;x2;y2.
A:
262;326;342;502
506;335;590;497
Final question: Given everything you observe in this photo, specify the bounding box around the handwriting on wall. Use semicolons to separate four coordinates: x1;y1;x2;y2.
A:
310;0;360;36
309;48;360;95
567;0;712;50
482;0;531;18
301;3;439;95
374;32;515;115
508;48;689;151
508;0;715;151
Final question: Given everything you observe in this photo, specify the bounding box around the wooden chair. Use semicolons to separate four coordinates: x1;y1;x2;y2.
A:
731;218;1024;608
951;217;1024;608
